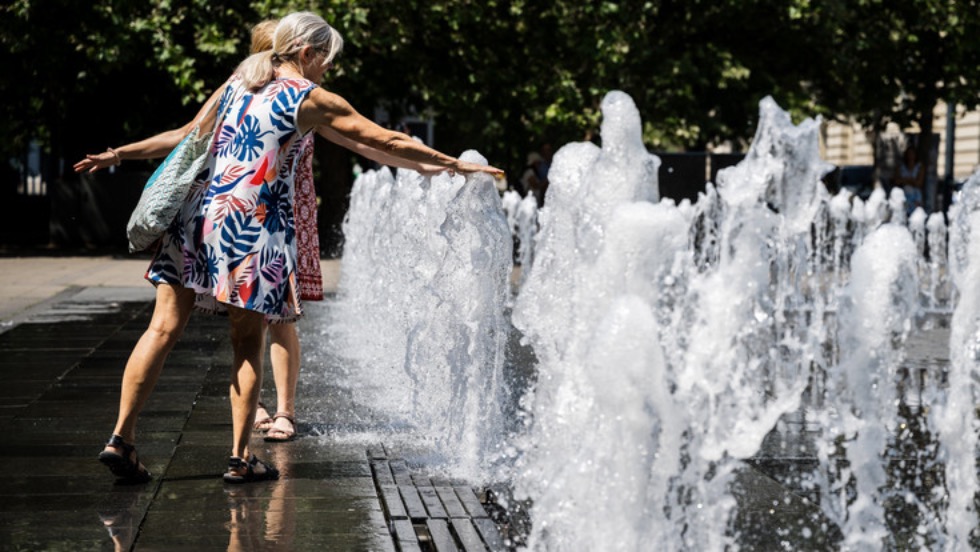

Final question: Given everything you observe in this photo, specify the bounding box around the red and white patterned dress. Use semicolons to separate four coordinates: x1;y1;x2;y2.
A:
294;134;323;302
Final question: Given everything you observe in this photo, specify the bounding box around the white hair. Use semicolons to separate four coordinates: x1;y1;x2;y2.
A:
236;11;344;90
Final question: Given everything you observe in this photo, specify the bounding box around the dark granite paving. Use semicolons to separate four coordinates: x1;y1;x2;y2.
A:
13;282;940;550
0;291;400;551
0;287;840;551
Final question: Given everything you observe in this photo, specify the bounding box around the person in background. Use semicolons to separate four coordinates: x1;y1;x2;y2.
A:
536;142;553;184
75;11;502;484
894;145;925;214
245;18;310;443
521;151;547;207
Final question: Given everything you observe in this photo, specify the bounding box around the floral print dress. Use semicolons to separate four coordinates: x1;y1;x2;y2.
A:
146;77;317;323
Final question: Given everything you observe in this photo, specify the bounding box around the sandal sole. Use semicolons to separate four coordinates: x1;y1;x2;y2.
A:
222;470;280;484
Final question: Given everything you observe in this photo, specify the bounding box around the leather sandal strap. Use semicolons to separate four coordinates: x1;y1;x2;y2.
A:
106;434;134;454
273;413;295;424
248;455;274;473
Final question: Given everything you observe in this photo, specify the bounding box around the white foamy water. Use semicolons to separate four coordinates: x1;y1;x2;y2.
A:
501;190;539;286
327;151;512;480
814;223;918;548
322;89;976;549
506;92;972;550
940;170;980;549
510;93;833;550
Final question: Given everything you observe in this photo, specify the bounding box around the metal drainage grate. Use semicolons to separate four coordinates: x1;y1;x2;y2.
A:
368;446;507;552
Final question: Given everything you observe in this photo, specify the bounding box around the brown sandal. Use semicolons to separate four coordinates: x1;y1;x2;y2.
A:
263;413;297;442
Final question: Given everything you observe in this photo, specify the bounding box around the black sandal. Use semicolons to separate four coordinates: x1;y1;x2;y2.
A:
98;434;152;483
222;454;280;484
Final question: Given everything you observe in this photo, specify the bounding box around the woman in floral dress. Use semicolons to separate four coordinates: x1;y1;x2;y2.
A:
75;11;503;483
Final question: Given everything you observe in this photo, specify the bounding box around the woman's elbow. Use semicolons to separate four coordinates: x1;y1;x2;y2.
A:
381;134;404;153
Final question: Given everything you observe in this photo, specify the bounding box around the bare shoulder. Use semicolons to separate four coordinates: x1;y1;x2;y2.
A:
304;87;354;114
298;88;361;132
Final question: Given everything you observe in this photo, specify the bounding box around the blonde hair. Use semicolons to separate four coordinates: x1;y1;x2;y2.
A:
250;19;279;54
236;11;344;91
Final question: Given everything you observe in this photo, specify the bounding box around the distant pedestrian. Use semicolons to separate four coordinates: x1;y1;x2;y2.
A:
521;151;548;207
894;145;925;214
536;142;553;184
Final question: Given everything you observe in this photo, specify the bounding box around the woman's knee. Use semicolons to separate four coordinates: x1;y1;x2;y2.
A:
144;320;185;346
149;285;194;331
268;322;297;346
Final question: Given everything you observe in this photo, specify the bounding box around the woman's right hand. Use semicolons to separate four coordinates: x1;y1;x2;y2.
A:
454;160;505;179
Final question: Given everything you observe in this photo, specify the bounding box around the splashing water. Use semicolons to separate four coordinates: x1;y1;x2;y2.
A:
940;171;980;548
813;223;918;548
323;89;977;548
501;190;539;286
507;92;974;549
514;93;832;549
327;151;512;480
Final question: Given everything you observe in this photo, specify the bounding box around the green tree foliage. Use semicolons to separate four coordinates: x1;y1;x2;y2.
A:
0;0;257;167
305;0;842;171
3;0;980;177
799;0;980;174
806;0;980;130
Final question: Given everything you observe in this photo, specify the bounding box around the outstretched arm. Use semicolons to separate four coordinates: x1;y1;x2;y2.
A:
298;87;503;177
73;85;226;174
316;125;447;175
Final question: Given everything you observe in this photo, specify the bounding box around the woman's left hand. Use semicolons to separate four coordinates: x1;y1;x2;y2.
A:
73;151;119;174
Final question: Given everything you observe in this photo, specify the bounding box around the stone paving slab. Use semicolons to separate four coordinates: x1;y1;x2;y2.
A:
0;288;397;552
0;256;342;326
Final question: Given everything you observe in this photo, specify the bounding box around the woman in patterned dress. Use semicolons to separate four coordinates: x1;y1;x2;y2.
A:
79;19;313;445
75;11;503;483
245;18;313;444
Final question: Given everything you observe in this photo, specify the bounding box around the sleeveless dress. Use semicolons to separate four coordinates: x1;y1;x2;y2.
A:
146;77;317;323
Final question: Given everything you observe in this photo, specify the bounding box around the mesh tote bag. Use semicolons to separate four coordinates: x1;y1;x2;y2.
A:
125;91;228;252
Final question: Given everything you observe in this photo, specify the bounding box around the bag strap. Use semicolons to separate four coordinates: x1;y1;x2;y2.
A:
196;80;238;137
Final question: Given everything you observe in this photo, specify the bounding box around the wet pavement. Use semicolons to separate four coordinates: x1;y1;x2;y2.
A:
0;286;394;551
0;258;500;551
1;257;965;550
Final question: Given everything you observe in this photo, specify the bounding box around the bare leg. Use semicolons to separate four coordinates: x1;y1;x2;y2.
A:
105;284;195;448
227;306;267;461
267;322;300;439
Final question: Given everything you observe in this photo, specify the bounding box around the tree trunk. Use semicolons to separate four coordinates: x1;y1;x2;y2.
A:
916;97;938;213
